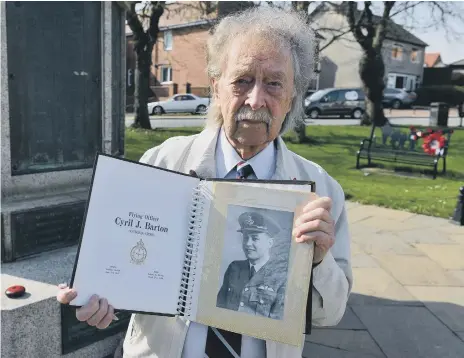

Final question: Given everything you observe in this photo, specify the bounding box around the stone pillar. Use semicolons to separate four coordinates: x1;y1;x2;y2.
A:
1;2;130;357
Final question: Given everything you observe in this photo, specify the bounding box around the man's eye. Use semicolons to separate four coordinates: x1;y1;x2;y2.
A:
269;81;282;87
236;79;251;84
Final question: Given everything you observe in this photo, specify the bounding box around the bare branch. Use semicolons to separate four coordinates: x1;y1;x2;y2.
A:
372;1;395;51
319;28;352;52
347;1;368;50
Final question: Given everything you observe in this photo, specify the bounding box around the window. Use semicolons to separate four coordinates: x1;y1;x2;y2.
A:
410;48;420;63
322;90;339;102
160;66;172;83
391;45;403;61
164;30;172;51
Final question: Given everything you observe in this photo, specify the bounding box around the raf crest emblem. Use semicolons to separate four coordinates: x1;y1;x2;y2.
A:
244;215;254;226
130;239;147;265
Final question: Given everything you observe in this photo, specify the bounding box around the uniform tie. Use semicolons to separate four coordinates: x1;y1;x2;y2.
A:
250;265;256;279
236;161;254;179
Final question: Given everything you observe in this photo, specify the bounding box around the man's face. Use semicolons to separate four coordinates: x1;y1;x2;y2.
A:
212;34;294;148
242;231;273;261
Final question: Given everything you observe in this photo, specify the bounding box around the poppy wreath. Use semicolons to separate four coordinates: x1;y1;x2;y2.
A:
422;131;447;156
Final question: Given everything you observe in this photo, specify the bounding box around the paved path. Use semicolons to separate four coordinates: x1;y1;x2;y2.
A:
303;202;464;358
125;116;463;129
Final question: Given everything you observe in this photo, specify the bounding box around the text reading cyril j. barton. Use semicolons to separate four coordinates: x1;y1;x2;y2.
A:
114;212;169;237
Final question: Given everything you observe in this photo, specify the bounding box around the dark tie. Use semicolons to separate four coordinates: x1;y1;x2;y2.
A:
236;161;254;179
205;162;255;357
250;265;256;279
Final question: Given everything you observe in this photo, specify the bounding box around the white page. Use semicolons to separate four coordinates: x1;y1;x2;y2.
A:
71;155;200;315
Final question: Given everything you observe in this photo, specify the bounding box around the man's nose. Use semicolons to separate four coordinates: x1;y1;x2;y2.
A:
245;237;254;247
244;83;266;110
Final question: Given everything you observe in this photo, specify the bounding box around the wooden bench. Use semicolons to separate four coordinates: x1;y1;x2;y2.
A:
356;123;454;179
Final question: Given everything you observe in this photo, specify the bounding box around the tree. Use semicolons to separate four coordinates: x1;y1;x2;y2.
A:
125;1;218;129
344;1;464;128
126;1;165;129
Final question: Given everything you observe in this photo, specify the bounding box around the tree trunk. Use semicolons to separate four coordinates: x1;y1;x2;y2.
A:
358;49;387;127
294;120;308;143
132;48;152;129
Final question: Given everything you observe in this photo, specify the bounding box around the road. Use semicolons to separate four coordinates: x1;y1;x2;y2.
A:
125;115;463;129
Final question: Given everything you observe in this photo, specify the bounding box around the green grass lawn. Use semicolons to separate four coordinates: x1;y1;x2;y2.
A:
125;125;464;219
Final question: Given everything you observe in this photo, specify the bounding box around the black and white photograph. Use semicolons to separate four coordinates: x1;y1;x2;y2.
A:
216;204;294;320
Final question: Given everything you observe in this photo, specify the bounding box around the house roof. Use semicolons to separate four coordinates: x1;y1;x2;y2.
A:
424;53;442;67
450;58;464;66
310;3;428;48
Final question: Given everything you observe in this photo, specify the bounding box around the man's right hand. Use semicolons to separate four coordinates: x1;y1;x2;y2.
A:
56;284;117;329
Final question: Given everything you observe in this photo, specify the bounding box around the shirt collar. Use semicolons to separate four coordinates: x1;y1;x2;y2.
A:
216;127;276;179
250;259;268;273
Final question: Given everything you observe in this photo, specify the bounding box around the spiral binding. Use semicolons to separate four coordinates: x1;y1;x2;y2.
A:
177;184;205;317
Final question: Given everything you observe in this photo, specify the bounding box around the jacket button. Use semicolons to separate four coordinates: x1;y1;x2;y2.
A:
244;287;248;291
260;300;264;304
240;302;244;307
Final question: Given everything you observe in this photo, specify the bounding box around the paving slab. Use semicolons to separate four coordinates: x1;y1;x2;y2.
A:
358;217;421;233
371;253;463;286
449;233;464;245
394;228;457;245
403;213;457;229
448;270;464;284
348;268;420;306
435;225;464;236
306;329;385;357
413;244;464;270
303;342;381;358
352;306;464;358
353;232;423;256
456;331;464;342
352;252;380;268
405;286;464;332
314;306;365;330
349;204;417;222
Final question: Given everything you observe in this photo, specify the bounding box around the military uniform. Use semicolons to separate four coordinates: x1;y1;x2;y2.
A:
217;259;286;320
216;211;287;320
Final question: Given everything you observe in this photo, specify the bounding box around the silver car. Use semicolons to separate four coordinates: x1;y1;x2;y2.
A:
382;88;417;109
147;94;210;115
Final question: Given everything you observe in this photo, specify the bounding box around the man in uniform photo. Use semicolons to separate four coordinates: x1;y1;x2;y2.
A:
216;211;287;320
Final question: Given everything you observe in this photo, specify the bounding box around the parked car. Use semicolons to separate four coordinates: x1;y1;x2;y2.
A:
382;88;417;109
147;94;210;115
304;88;365;119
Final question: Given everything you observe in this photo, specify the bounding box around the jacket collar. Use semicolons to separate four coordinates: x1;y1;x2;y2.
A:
185;126;300;181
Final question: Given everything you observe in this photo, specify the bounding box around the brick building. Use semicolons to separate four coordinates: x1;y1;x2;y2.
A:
126;1;253;106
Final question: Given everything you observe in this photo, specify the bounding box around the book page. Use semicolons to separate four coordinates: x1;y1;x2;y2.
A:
70;155;200;315
189;181;314;347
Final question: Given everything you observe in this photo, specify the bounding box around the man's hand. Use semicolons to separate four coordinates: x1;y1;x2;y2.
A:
292;196;335;264
56;284;117;329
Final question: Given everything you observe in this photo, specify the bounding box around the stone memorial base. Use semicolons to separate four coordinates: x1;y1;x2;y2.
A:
1;246;129;358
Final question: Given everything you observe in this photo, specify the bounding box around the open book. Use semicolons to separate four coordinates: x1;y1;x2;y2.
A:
69;153;315;347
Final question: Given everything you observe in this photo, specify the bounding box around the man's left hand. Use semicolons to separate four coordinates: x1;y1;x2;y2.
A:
292;196;335;264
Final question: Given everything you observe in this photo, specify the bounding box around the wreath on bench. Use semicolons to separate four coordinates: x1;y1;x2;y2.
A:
409;126;453;156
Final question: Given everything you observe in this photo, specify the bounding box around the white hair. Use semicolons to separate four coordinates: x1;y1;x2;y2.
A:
205;5;317;134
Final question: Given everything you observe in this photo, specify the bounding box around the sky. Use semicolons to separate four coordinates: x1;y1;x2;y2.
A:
369;1;464;64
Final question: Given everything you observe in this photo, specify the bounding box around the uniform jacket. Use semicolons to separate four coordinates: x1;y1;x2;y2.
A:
217;259;286;320
122;125;353;358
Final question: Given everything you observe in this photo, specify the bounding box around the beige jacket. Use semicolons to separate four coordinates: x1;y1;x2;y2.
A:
122;126;353;358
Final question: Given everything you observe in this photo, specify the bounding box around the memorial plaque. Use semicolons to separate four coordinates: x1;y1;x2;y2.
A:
61;304;131;354
6;2;102;176
9;201;86;261
112;2;124;157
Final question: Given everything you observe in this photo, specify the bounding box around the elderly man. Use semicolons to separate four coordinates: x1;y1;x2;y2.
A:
57;6;352;358
217;211;286;320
